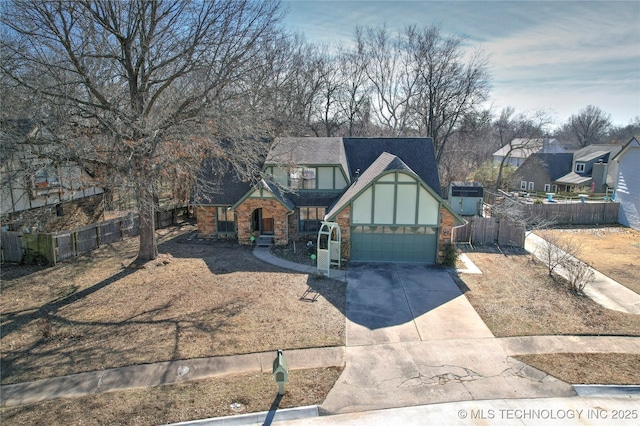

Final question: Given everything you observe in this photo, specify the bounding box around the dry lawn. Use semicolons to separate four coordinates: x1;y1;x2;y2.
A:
1;225;346;385
0;367;343;426
515;354;640;385
454;248;640;337
535;226;640;295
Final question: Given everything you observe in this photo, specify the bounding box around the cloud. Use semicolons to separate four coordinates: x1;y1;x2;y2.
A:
282;1;640;124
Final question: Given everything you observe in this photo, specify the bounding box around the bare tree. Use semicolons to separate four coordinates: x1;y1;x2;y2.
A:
565;259;594;293
359;25;416;136
1;0;283;263
406;25;491;163
565;105;612;147
536;231;581;277
607;115;640;144
335;38;371;136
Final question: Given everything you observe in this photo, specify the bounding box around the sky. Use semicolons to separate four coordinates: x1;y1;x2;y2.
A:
282;0;640;128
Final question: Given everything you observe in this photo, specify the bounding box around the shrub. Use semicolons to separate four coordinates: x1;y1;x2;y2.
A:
441;242;459;267
565;259;594;294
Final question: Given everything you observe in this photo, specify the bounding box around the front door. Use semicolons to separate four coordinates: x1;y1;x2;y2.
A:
262;218;274;234
251;208;274;235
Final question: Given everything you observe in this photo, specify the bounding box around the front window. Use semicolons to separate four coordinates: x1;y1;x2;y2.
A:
520;181;527;190
216;207;235;233
544;184;551;192
299;207;324;233
575;163;585;173
290;167;316;189
528;182;534;191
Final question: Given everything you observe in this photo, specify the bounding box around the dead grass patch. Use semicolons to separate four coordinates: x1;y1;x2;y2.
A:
454;249;640;337
1;225;346;385
514;353;640;385
535;226;640;295
0;367;343;426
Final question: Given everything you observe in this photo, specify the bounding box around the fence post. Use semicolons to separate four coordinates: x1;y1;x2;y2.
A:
72;231;79;258
50;234;57;266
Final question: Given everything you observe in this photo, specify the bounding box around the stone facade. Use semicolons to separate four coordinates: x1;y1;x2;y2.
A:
334;206;351;260
234;198;291;245
196;199;458;265
437;206;456;263
195;206;217;236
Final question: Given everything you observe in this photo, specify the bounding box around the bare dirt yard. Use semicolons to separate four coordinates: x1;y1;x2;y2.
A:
454;247;640;337
1;367;342;426
0;224;346;386
454;247;640;385
514;354;640;385
535;225;640;295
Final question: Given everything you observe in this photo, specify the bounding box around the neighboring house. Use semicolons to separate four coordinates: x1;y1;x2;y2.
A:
512;153;573;193
492;138;566;168
553;144;622;193
612;136;640;230
192;137;464;264
1;119;104;224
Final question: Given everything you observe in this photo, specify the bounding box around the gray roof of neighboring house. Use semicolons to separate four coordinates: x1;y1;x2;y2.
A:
342;137;441;196
492;138;568;159
525;153;574;180
325;152;415;220
555;172;592;185
573;144;622;162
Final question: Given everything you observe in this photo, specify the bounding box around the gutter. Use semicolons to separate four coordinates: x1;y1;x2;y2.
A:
285;211;294;244
450;218;468;245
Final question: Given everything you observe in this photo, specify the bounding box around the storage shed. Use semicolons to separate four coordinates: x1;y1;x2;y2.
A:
448;182;483;216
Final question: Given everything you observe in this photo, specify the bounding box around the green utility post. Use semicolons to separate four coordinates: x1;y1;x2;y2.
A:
272;349;289;395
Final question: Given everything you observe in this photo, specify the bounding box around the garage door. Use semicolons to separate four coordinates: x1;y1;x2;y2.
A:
350;226;438;263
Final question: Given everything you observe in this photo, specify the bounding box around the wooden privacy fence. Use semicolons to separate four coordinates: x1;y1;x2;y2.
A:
454;217;526;248
1;206;189;265
519;202;619;225
453;202;620;248
1;231;24;263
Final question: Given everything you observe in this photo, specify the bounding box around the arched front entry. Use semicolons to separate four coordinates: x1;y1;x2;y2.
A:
251;208;274;235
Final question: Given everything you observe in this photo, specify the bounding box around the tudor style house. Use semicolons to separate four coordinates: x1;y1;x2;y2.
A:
192;137;463;264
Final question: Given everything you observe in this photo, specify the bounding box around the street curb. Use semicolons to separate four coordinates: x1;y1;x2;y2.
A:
165;405;319;425
574;385;640;396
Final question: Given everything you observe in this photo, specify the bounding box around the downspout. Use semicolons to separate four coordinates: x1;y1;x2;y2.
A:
285;211;294;245
450;218;468;245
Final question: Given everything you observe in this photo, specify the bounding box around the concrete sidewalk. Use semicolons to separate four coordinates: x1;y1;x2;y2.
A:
498;336;640;355
525;232;640;315
0;347;345;407
252;247;347;282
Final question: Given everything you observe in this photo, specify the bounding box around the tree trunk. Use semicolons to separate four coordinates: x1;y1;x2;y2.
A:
135;190;158;264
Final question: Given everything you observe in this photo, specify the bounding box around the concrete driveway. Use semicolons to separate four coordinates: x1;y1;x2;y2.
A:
346;263;493;345
321;263;575;414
